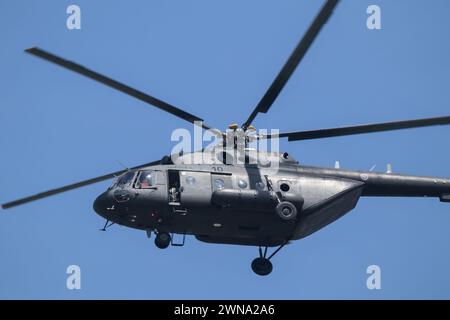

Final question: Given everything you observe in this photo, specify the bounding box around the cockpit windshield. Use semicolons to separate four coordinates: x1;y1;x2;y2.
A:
114;171;135;188
135;170;156;189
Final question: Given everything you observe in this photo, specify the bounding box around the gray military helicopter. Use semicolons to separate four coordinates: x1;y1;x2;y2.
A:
3;0;450;276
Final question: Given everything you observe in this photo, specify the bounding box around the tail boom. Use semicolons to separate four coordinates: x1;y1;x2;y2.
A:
298;166;450;202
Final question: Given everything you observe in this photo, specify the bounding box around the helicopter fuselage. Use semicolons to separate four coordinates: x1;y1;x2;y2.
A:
93;152;450;247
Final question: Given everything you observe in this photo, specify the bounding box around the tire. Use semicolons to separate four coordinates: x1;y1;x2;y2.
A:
155;232;171;249
251;258;273;276
275;201;297;221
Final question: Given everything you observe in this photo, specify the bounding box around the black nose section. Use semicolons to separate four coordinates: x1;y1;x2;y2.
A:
93;192;111;217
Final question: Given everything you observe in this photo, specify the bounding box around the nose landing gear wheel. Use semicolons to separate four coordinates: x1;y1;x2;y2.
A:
251;258;273;276
155;232;171;249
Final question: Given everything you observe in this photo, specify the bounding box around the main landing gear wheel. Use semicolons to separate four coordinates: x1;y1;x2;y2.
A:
251;258;273;276
155;232;171;249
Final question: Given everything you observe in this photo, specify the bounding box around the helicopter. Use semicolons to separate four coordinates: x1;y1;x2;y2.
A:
3;0;450;276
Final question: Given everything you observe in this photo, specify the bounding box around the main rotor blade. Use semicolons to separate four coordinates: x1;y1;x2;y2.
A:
25;47;212;130
242;0;340;129
1;160;161;209
264;116;450;141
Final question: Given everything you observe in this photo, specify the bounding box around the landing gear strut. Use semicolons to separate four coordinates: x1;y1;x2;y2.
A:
251;241;288;276
155;231;171;249
99;220;115;231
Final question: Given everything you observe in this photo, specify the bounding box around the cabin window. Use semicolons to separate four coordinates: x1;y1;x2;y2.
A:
135;170;156;189
238;179;248;189
255;181;266;191
214;178;225;190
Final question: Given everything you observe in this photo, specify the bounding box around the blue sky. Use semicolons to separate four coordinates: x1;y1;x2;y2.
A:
1;0;450;299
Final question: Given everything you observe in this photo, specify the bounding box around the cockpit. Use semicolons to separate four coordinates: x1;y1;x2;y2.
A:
109;170;158;190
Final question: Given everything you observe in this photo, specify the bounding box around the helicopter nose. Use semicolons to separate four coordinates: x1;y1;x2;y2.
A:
93;192;111;217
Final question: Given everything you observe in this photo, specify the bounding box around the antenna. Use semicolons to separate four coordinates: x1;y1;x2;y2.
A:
386;163;393;174
116;160;129;171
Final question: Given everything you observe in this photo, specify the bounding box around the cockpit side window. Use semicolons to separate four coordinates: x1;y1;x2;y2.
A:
135;170;156;189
